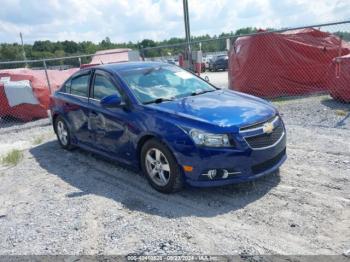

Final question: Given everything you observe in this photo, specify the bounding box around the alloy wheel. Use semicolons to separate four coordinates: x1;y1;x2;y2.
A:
145;148;171;186
56;120;68;146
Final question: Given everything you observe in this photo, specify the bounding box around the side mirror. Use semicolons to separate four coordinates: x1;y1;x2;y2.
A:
100;94;123;108
204;76;210;82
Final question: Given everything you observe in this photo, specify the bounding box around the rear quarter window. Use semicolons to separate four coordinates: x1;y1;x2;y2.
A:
70;74;90;97
60;80;71;93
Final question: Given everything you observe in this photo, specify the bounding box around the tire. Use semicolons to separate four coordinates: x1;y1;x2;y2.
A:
54;116;74;150
141;139;184;193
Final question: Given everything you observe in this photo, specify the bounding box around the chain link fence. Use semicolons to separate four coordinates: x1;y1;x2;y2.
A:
0;50;137;125
141;21;350;130
141;21;350;102
0;21;349;129
228;22;350;100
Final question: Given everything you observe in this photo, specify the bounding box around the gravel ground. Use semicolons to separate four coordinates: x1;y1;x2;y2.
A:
0;72;349;255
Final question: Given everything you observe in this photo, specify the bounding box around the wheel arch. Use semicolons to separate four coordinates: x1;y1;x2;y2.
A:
52;112;61;133
136;134;156;169
136;132;181;170
52;113;59;131
52;113;73;136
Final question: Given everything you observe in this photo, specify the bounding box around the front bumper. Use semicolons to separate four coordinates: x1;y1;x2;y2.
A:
186;150;286;187
176;131;287;188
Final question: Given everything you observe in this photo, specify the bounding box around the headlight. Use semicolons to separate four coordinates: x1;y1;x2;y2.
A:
189;129;231;147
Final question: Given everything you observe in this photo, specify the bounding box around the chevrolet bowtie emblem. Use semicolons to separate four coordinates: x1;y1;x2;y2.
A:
263;122;274;134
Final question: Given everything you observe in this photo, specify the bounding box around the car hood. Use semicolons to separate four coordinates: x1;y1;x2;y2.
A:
148;90;276;129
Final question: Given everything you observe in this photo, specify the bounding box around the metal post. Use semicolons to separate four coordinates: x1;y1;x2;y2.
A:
43;60;52;94
182;0;192;67
139;45;145;61
19;32;28;68
226;38;231;51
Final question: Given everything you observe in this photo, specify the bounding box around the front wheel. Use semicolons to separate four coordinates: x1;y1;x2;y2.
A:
141;139;183;193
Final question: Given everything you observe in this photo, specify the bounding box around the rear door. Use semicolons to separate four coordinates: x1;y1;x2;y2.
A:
63;70;93;146
88;70;131;161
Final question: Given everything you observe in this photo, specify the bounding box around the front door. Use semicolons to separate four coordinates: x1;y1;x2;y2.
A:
88;70;131;162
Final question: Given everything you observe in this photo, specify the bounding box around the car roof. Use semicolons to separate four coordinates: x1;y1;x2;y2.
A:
87;61;167;74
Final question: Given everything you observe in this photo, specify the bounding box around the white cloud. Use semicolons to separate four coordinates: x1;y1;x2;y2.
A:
0;0;349;44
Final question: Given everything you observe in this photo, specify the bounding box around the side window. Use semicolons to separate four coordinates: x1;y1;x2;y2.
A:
60;80;71;93
93;74;120;100
70;74;90;97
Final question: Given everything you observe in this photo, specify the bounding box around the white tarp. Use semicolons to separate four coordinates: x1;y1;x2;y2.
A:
0;77;39;107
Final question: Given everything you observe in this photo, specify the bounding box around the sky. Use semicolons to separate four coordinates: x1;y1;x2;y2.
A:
0;0;349;44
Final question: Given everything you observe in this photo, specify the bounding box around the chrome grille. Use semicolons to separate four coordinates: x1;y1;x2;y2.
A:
245;124;284;149
240;115;277;131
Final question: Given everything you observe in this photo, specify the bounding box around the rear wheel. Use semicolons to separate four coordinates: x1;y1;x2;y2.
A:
141;139;183;193
55;116;74;150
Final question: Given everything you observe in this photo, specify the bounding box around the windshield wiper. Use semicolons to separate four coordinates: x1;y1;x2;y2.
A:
190;89;216;96
144;97;174;104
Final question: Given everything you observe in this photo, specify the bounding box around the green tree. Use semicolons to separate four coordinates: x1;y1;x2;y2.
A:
61;40;79;53
1;28;349;66
100;37;114;50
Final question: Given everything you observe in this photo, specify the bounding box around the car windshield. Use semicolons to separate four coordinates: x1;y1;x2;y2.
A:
119;65;216;104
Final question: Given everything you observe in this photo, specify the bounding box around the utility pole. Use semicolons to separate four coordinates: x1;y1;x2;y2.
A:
182;0;191;67
19;32;28;67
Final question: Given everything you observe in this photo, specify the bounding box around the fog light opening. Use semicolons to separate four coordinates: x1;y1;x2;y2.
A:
222;169;229;179
202;169;217;179
200;169;242;180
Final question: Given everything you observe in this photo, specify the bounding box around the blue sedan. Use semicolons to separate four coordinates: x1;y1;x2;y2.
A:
50;62;286;193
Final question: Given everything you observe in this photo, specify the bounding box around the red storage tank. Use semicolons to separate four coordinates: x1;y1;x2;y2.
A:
328;54;350;102
228;28;350;98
